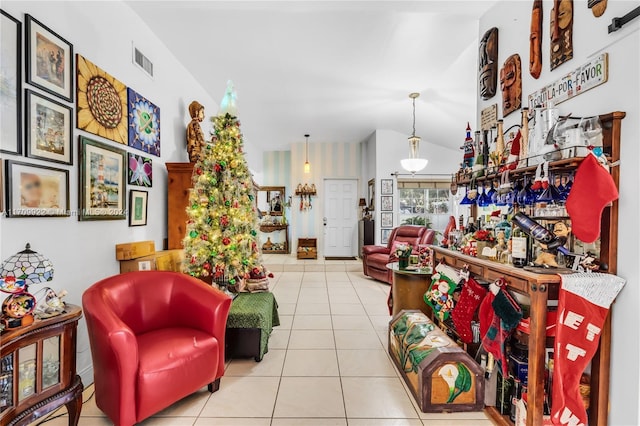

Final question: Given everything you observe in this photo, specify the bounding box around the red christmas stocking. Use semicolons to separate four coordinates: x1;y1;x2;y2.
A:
451;277;488;343
478;291;495;340
482;285;522;375
551;273;625;426
566;154;618;243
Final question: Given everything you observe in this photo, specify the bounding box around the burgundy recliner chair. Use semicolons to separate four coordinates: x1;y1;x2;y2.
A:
83;271;231;426
362;225;435;284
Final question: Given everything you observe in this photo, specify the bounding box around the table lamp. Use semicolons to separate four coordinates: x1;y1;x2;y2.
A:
0;243;54;329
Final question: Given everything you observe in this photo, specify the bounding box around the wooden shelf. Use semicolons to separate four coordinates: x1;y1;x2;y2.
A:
259;224;288;232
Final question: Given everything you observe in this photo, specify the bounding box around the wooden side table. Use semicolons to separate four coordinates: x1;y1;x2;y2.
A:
386;263;432;317
1;305;83;426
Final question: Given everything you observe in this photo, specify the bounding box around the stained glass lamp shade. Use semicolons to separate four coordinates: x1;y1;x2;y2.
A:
0;243;54;288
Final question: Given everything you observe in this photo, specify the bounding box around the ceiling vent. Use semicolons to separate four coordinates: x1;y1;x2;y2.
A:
132;45;153;78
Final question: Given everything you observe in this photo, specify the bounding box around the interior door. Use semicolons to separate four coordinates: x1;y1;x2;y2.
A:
323;179;358;258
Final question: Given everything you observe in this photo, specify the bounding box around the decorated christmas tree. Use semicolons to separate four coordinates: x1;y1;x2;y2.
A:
183;82;266;288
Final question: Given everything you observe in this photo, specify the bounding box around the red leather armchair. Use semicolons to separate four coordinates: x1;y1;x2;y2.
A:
82;271;232;426
362;225;435;284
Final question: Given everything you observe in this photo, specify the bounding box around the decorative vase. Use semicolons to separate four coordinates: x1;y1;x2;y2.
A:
399;256;410;270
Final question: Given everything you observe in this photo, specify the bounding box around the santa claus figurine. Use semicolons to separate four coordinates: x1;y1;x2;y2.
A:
500;130;521;172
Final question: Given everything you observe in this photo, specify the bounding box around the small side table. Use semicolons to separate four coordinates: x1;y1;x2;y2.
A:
386;263;432;317
1;305;83;426
226;293;280;362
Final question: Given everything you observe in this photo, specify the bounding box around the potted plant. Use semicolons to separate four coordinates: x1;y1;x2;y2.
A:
472;229;496;259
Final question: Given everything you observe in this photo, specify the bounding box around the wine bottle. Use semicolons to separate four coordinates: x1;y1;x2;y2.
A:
511;227;528;268
511;213;569;255
510;378;522;422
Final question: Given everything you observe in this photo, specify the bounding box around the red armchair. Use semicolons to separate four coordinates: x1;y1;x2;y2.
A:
362;225;435;284
82;271;232;426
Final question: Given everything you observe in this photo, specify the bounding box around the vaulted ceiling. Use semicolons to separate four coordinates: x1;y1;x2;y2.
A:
127;1;496;151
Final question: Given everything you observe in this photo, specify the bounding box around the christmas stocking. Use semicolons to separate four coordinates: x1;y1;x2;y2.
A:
478;290;495;340
551;273;625;426
566;153;619;243
424;264;460;321
451;276;488;343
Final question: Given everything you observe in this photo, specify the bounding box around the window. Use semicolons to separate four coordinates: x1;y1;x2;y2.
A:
398;181;453;232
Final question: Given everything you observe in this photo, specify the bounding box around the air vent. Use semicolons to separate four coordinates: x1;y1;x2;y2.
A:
132;45;153;78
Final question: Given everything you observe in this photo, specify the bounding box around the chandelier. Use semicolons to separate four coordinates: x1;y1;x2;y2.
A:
400;92;429;173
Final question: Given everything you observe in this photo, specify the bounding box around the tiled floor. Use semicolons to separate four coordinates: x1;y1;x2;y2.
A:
36;259;493;426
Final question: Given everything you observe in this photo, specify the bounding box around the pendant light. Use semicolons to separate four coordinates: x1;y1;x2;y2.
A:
400;92;429;174
304;134;311;174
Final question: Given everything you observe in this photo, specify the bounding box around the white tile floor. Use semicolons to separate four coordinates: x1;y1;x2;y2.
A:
34;258;493;426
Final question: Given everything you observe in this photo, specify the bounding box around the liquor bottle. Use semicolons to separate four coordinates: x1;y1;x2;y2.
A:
511;213;570;255
511;226;528;268
510;378;522;422
495;214;512;240
466;217;477;234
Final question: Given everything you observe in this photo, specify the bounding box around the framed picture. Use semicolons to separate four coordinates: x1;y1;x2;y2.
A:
367;178;375;211
4;160;70;217
25;89;73;165
128;152;152;187
76;54;127;144
25;14;73;102
129;190;148;226
381;179;394;195
381;212;393;228
128;88;160;156
381;196;393;211
1;10;22;155
79;136;126;221
381;229;392;245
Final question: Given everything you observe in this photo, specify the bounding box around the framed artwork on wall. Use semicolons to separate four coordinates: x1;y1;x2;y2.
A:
1;10;22;155
25;89;73;165
128;88;160;156
25;14;74;102
78;136;126;221
128;152;152;187
129;189;148;226
381;229;392;245
381;212;393;228
367;178;375;211
381;196;393;211
381;179;393;195
76;54;128;144
4;160;70;217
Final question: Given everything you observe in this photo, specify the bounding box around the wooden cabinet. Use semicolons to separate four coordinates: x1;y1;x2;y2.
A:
166;162;195;250
442;111;624;426
260;224;290;254
358;220;375;257
1;305;83;426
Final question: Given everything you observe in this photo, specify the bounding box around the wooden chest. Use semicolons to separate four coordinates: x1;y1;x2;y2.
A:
389;310;484;413
297;238;317;259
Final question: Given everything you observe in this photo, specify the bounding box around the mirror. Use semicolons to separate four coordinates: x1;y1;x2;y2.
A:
257;186;285;217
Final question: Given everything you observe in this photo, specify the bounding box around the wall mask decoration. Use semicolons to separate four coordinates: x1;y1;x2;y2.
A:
500;54;522;117
551;0;574;71
530;0;543;79
478;27;499;100
588;0;607;18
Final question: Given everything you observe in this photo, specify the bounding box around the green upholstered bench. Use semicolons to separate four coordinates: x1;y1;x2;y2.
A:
226;292;280;361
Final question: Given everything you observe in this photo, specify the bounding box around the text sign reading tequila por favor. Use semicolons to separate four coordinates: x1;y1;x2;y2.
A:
528;53;608;110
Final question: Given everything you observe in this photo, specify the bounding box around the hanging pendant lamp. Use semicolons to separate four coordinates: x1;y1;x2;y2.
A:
304;134;311;174
400;93;429;174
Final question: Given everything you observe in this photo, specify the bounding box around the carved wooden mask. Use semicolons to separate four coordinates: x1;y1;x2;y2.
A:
530;0;543;79
588;0;607;17
479;27;499;100
500;54;522;117
551;0;573;70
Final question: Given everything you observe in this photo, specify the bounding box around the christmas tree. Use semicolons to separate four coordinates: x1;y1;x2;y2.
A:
183;82;265;287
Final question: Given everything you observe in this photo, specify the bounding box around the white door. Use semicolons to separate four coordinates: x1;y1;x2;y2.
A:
323;179;358;258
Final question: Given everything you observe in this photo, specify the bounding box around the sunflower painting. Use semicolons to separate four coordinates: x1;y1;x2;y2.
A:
127;88;160;156
76;54;128;144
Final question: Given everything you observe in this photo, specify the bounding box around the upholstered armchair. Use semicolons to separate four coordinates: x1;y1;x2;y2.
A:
362;225;435;284
82;271;231;426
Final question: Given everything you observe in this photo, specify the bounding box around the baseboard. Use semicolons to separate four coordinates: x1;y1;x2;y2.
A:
78;364;94;387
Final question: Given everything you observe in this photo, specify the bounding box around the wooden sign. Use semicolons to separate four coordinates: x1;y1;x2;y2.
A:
480;104;498;130
528;53;608;110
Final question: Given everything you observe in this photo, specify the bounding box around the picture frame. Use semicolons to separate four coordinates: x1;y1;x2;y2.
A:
25;14;74;102
129;189;148;226
381;178;394;195
128;87;161;156
381;195;393;211
78;136;126;221
367;178;375;211
1;10;22;155
128;152;152;187
381;229;392;245
381;212;393;228
4;160;70;217
25;89;73;165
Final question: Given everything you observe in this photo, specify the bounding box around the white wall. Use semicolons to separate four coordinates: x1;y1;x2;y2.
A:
0;0;254;385
479;1;640;423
